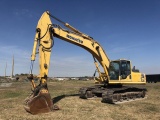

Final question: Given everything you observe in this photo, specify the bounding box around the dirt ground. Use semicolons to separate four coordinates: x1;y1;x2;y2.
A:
0;80;160;120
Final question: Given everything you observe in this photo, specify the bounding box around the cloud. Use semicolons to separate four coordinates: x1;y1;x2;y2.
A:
0;45;30;61
20;54;96;77
0;44;97;77
0;45;31;76
107;41;151;54
139;65;160;74
13;9;33;18
49;55;95;77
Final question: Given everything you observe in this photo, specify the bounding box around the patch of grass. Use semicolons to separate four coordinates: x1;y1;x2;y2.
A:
146;105;159;112
1;91;22;99
0;81;160;120
138;103;159;113
110;112;137;120
6;91;21;98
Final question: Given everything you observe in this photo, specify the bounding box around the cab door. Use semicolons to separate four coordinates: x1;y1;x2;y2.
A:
120;60;132;82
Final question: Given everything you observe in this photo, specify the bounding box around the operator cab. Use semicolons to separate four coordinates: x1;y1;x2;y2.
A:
108;59;145;84
109;59;131;80
109;59;136;83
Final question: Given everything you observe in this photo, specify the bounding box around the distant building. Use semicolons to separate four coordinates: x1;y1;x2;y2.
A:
57;78;65;81
70;77;79;80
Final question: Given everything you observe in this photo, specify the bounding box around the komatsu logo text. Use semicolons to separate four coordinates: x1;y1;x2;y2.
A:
66;35;83;44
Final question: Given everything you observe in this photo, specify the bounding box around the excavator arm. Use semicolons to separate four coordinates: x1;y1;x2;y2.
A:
24;12;56;114
24;11;110;114
32;11;110;84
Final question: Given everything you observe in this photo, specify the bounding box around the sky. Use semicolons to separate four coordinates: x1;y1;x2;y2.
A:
0;0;160;77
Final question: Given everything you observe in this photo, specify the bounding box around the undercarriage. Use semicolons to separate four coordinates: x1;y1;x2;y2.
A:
79;85;147;104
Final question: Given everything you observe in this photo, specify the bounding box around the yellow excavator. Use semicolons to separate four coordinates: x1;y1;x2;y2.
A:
24;11;146;114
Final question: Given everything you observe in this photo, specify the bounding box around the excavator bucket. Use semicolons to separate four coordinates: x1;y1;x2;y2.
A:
24;88;59;115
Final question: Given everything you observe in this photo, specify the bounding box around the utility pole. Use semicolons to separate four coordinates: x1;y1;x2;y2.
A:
5;62;7;77
11;55;14;78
